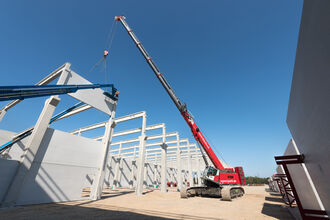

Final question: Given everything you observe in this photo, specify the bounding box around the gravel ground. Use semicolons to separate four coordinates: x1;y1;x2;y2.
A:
0;186;293;220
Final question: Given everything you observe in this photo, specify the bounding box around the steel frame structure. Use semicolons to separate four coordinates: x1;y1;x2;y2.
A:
275;155;328;220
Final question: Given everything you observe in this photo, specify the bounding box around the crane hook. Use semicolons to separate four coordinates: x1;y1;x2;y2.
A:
104;50;109;58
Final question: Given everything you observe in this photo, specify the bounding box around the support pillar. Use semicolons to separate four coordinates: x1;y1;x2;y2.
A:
197;157;202;186
160;143;168;193
2;96;60;206
129;147;136;189
170;168;174;183
144;163;149;187
113;143;122;189
153;164;157;187
118;158;123;187
176;135;182;191
90;104;117;200
135;114;147;196
188;145;194;187
112;158;120;189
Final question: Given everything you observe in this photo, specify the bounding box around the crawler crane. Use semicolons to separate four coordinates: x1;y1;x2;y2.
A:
115;16;246;200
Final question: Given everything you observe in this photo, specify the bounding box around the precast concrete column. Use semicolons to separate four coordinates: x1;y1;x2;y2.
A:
113;143;122;189
160;143;168;193
112;159;120;189
90;104;117;200
118;158;124;187
174;168;178;183
155;155;160;185
197;157;202;186
153;164;157;187
135;113;147;196
160;125;167;193
188;144;194;187
2;96;60;206
143;163;148;187
176;135;182;191
170;168;174;183
129;147;136;189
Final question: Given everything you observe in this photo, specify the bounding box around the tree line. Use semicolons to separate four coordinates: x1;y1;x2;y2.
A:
245;176;269;185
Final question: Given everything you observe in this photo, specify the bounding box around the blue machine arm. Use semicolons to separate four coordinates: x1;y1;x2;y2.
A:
0;84;118;101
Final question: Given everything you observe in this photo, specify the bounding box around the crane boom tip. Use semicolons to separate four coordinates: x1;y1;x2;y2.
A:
115;16;125;21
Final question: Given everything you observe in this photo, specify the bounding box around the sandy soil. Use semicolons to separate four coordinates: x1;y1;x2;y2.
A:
0;186;293;220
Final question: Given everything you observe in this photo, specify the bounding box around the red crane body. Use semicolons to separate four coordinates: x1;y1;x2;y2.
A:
115;16;246;190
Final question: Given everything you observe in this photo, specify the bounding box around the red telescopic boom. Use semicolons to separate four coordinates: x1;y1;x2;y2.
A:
115;16;225;171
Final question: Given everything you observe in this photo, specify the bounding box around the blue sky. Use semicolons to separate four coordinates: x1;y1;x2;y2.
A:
0;0;303;177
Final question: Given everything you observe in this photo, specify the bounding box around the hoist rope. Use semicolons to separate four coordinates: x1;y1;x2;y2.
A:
105;19;118;51
85;18;118;84
103;19;118;90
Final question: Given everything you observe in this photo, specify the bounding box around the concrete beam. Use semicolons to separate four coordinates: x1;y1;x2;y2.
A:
0;63;70;121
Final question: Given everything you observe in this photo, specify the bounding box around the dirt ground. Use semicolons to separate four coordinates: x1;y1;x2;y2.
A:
0;186;293;220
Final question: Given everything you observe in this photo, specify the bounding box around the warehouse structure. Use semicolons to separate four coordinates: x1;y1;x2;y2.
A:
0;63;210;207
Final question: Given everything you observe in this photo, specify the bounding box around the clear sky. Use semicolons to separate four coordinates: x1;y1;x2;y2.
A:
0;0;303;177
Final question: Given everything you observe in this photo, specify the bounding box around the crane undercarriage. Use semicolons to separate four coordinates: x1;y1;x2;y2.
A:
180;167;245;201
180;178;245;201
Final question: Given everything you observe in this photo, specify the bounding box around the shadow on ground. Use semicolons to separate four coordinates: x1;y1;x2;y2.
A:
261;202;293;220
269;192;282;197
265;196;285;203
101;189;135;199
0;203;224;220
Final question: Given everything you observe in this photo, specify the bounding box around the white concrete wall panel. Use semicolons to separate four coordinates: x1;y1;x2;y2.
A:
0;159;19;201
286;0;330;213
15;128;104;205
0;129;27;161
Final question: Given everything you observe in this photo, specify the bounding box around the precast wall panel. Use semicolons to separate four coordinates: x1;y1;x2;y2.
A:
17;128;104;205
0;159;19;201
284;139;323;210
0;129;27;161
286;0;330;213
1;128;105;205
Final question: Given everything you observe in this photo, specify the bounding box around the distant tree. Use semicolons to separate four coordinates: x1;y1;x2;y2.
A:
245;176;268;185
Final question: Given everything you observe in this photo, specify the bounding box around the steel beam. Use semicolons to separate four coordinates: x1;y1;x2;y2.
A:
0;63;70;121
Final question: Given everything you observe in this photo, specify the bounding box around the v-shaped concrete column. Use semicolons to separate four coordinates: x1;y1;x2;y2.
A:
90;104;117;200
2;96;60;207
